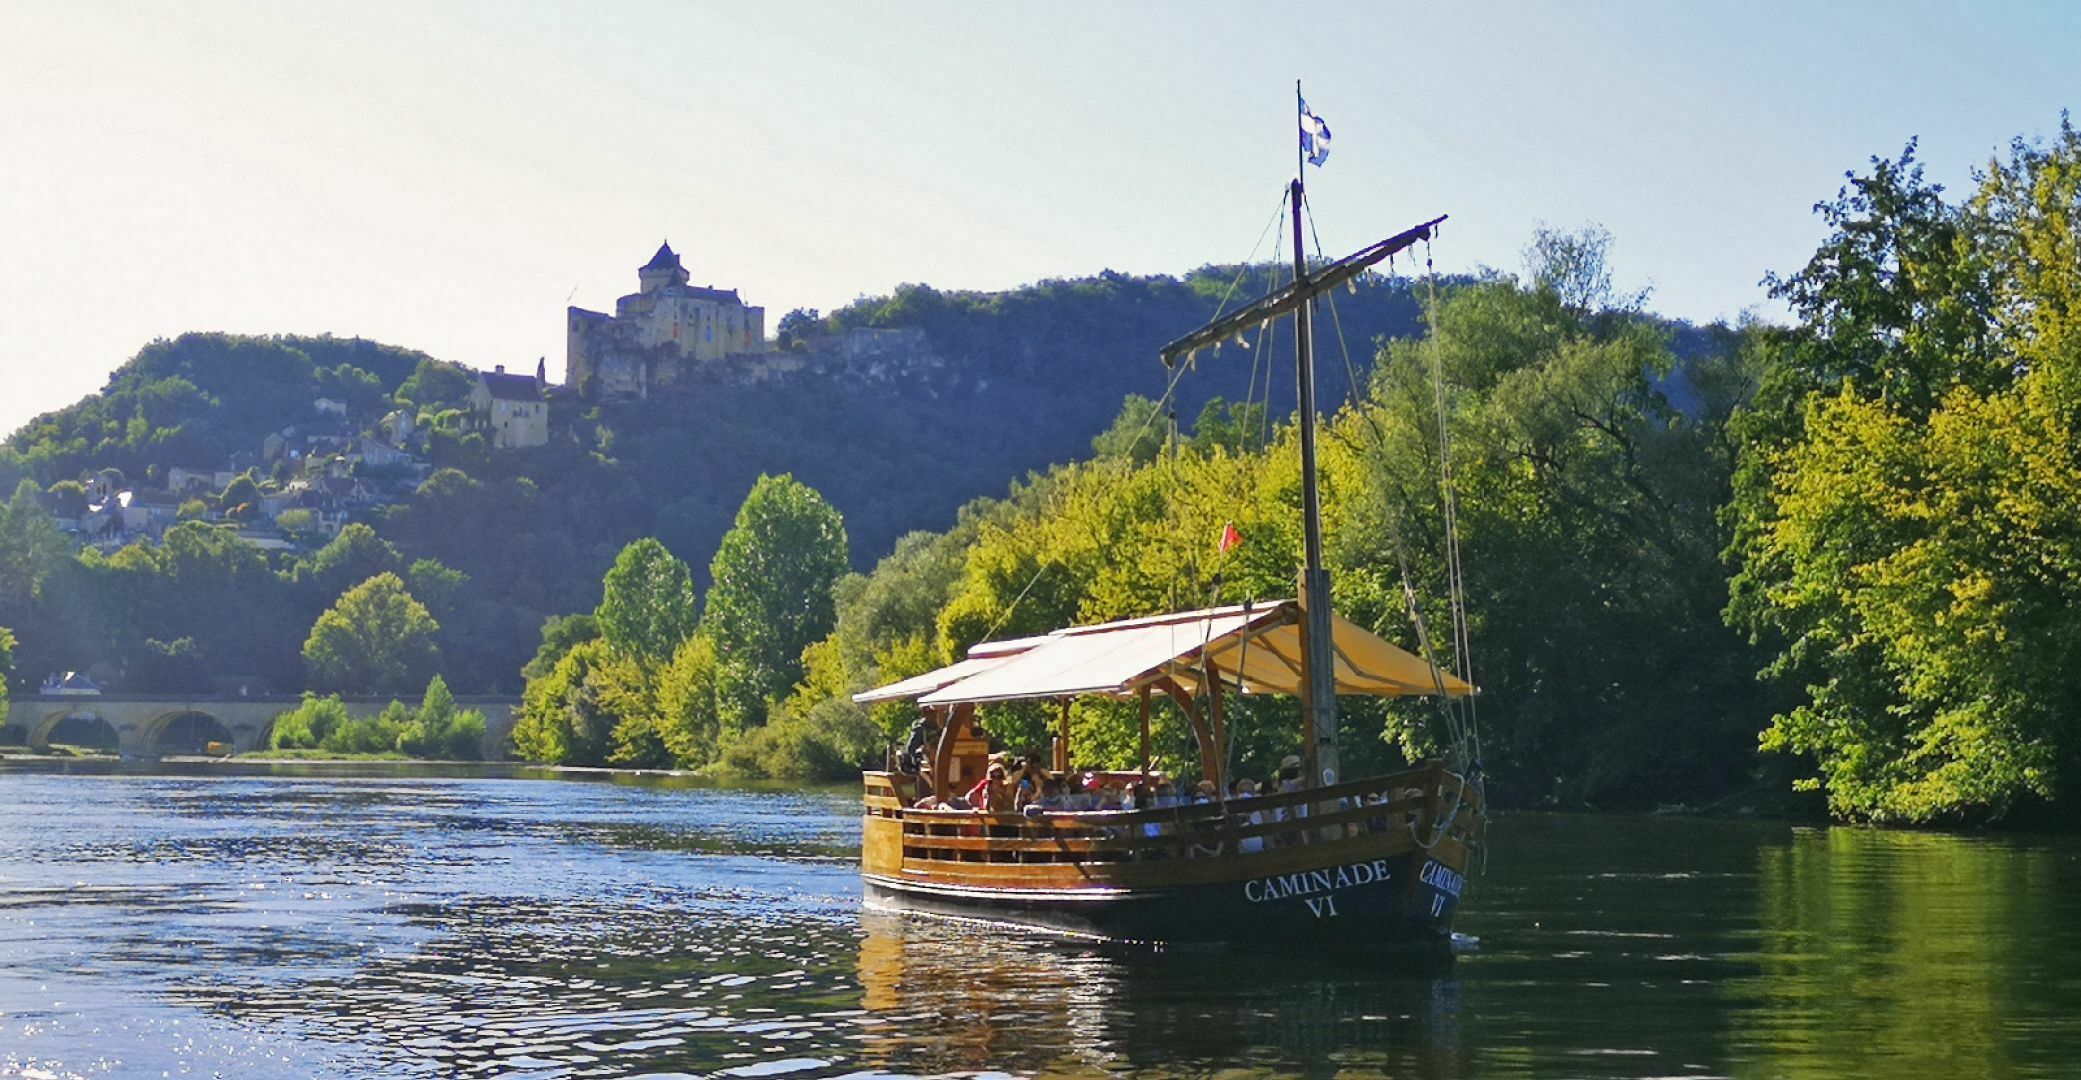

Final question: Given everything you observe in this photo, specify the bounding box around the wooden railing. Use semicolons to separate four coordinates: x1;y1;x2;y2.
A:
864;762;1484;866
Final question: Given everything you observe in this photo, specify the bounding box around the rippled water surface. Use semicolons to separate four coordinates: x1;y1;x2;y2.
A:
3;764;2079;1078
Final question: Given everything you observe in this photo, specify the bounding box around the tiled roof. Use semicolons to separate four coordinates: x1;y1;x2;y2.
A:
479;370;543;402
642;241;681;271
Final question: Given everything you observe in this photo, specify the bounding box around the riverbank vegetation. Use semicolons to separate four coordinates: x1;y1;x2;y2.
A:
511;476;872;778
5;120;2078;823
267;675;487;760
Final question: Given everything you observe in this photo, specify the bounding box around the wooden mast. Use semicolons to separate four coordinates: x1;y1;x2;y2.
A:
1290;79;1338;787
1158;82;1446;791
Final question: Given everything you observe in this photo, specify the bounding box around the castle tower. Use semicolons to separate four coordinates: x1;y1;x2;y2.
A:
637;241;691;295
569;240;769;401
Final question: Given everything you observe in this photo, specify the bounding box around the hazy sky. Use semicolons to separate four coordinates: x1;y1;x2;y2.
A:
3;2;2075;437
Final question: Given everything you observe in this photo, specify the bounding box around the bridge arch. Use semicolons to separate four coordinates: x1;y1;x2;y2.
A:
28;709;122;752
144;710;236;756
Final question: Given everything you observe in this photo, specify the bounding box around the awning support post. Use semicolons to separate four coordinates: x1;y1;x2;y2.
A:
1138;685;1153;781
1155;676;1219;794
1054;698;1071;773
1208;662;1229;796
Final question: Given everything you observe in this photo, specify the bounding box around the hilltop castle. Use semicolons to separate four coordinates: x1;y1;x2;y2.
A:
566;242;770;400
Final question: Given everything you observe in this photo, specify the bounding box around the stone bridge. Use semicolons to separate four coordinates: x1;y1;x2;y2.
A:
3;694;519;759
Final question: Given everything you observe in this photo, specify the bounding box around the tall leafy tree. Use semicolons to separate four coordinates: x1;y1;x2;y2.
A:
654;633;723;767
303;572;441;693
705;474;849;732
595;538;700;666
523;613;600;681
513;638;616;766
1729;120;2081;822
299;523;403;597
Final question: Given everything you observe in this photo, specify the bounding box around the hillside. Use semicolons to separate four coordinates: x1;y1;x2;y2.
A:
0;264;1716;698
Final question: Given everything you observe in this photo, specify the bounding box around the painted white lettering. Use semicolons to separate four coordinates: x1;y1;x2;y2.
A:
1242;860;1401;904
1419;860;1465;899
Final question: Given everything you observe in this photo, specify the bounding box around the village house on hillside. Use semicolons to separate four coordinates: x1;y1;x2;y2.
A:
468;364;549;449
565;241;772;401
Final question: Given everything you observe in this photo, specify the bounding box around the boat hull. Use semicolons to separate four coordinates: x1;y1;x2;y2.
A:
864;841;1468;950
853;828;1473;948
859;763;1481;950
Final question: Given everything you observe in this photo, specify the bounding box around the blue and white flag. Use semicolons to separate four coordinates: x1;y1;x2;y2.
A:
1299;99;1332;166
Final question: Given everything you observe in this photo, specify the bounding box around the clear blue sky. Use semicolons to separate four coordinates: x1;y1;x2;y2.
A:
2;1;2075;437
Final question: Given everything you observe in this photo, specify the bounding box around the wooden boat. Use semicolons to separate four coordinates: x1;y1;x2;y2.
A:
854;601;1483;947
854;102;1485;946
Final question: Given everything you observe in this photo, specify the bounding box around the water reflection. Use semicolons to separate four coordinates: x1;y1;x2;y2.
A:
852;914;1467;1076
3;765;2080;1079
1739;827;2081;1079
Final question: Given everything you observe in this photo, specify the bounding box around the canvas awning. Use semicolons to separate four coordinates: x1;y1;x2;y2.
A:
849;632;1053;704
853;600;1473;708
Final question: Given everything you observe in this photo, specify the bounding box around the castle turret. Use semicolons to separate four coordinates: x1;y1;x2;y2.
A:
638;241;691;294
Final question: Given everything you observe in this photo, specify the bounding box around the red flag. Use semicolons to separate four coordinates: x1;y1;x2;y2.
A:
1218;522;1243;555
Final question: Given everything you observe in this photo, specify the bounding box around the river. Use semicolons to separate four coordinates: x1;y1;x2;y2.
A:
1;763;2077;1078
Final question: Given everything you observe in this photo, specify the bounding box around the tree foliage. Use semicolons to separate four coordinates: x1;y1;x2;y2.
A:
513;638;617;766
1728;119;2081;822
705;474;849;732
303;572;441;694
595;538;700;666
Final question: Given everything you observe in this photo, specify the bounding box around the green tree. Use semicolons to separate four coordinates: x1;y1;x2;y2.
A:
1728;120;2081;822
0;482;66;616
523;612;600;681
705;475;850;733
303;572;441;693
512;638;615;766
411;673;456;736
1361;265;1765;804
269;693;351;750
301;523;402;596
395;358;475;410
404;558;468;614
324;701;412;755
1090;394;1166;464
595;538;699;666
717;696;883;780
654;634;722;767
219;472;262;519
396;673;486;759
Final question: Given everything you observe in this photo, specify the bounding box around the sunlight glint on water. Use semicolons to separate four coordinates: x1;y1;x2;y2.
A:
1;766;2078;1078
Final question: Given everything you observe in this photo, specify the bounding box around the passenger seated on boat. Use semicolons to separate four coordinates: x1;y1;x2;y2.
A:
1012;757;1046;809
1192;780;1218;804
1267;756;1310;844
964;762;1019;813
1036;776;1069;810
1232;778;1268;853
1095;781;1127;811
